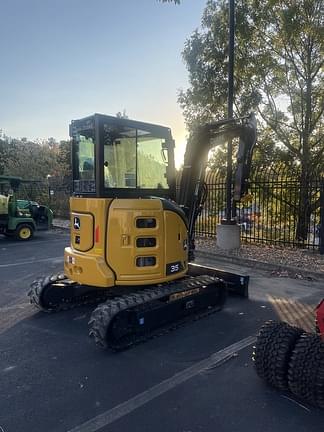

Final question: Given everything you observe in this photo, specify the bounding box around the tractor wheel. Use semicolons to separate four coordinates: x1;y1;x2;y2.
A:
14;224;34;241
288;333;324;408
253;320;303;390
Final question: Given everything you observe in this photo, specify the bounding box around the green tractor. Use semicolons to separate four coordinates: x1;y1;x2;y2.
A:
0;176;53;241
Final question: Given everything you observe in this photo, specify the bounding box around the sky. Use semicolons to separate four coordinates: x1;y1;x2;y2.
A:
0;0;207;166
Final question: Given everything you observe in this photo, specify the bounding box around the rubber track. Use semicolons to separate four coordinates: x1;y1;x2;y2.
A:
28;273;68;311
28;273;108;312
252;320;303;390
288;333;324;408
89;275;225;351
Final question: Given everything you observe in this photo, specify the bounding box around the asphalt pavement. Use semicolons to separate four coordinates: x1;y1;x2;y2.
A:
0;230;323;432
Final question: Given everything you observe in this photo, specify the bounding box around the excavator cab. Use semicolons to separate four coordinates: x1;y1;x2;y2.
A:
29;113;256;350
70;114;176;199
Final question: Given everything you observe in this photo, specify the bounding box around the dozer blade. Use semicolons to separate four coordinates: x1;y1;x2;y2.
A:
89;274;227;351
188;262;249;298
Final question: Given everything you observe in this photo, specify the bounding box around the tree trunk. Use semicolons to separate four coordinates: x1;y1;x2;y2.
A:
295;61;312;243
295;168;311;242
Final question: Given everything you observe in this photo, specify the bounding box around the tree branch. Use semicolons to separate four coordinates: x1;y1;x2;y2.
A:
310;105;324;132
311;59;323;80
257;108;301;157
284;46;307;81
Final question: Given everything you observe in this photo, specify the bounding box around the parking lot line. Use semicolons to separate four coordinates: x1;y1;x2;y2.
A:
66;335;256;432
0;256;62;268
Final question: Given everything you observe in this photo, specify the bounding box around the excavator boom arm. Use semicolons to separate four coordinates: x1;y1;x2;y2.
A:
178;113;257;258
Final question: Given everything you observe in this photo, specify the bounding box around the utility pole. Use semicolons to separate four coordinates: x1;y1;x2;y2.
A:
217;0;241;250
224;0;235;223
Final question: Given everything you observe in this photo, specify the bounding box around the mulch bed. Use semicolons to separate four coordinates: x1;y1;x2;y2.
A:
195;237;324;275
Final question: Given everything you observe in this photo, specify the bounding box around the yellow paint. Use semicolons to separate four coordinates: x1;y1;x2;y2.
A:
64;247;115;287
71;212;94;251
164;210;188;269
107;199;165;282
65;196;189;289
169;288;200;302
64;197;115;287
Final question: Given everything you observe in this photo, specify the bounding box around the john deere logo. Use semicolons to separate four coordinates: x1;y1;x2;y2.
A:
73;217;80;230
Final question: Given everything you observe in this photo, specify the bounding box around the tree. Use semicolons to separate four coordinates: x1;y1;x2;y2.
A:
179;0;324;241
0;134;73;214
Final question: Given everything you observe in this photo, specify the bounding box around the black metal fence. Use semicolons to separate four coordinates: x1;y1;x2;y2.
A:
25;167;323;252
47;176;71;218
195;166;323;252
18;177;71;219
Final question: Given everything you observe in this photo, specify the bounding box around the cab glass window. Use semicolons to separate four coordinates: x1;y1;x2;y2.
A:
73;130;96;193
103;124;136;188
137;130;168;189
102;123;169;190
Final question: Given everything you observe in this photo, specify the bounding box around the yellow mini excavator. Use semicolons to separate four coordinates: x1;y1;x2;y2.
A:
29;113;256;350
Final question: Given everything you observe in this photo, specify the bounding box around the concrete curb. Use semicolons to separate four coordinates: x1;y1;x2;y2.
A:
196;248;324;281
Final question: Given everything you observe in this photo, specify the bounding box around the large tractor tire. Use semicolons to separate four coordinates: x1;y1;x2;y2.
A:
288;333;324;408
253;321;303;390
14;224;34;241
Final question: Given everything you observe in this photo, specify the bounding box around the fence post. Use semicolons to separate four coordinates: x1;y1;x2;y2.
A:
320;179;324;255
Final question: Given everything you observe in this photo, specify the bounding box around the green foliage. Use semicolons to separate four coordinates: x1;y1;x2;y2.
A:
0;134;71;216
138;152;167;188
0;137;55;179
179;0;324;173
180;0;323;241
